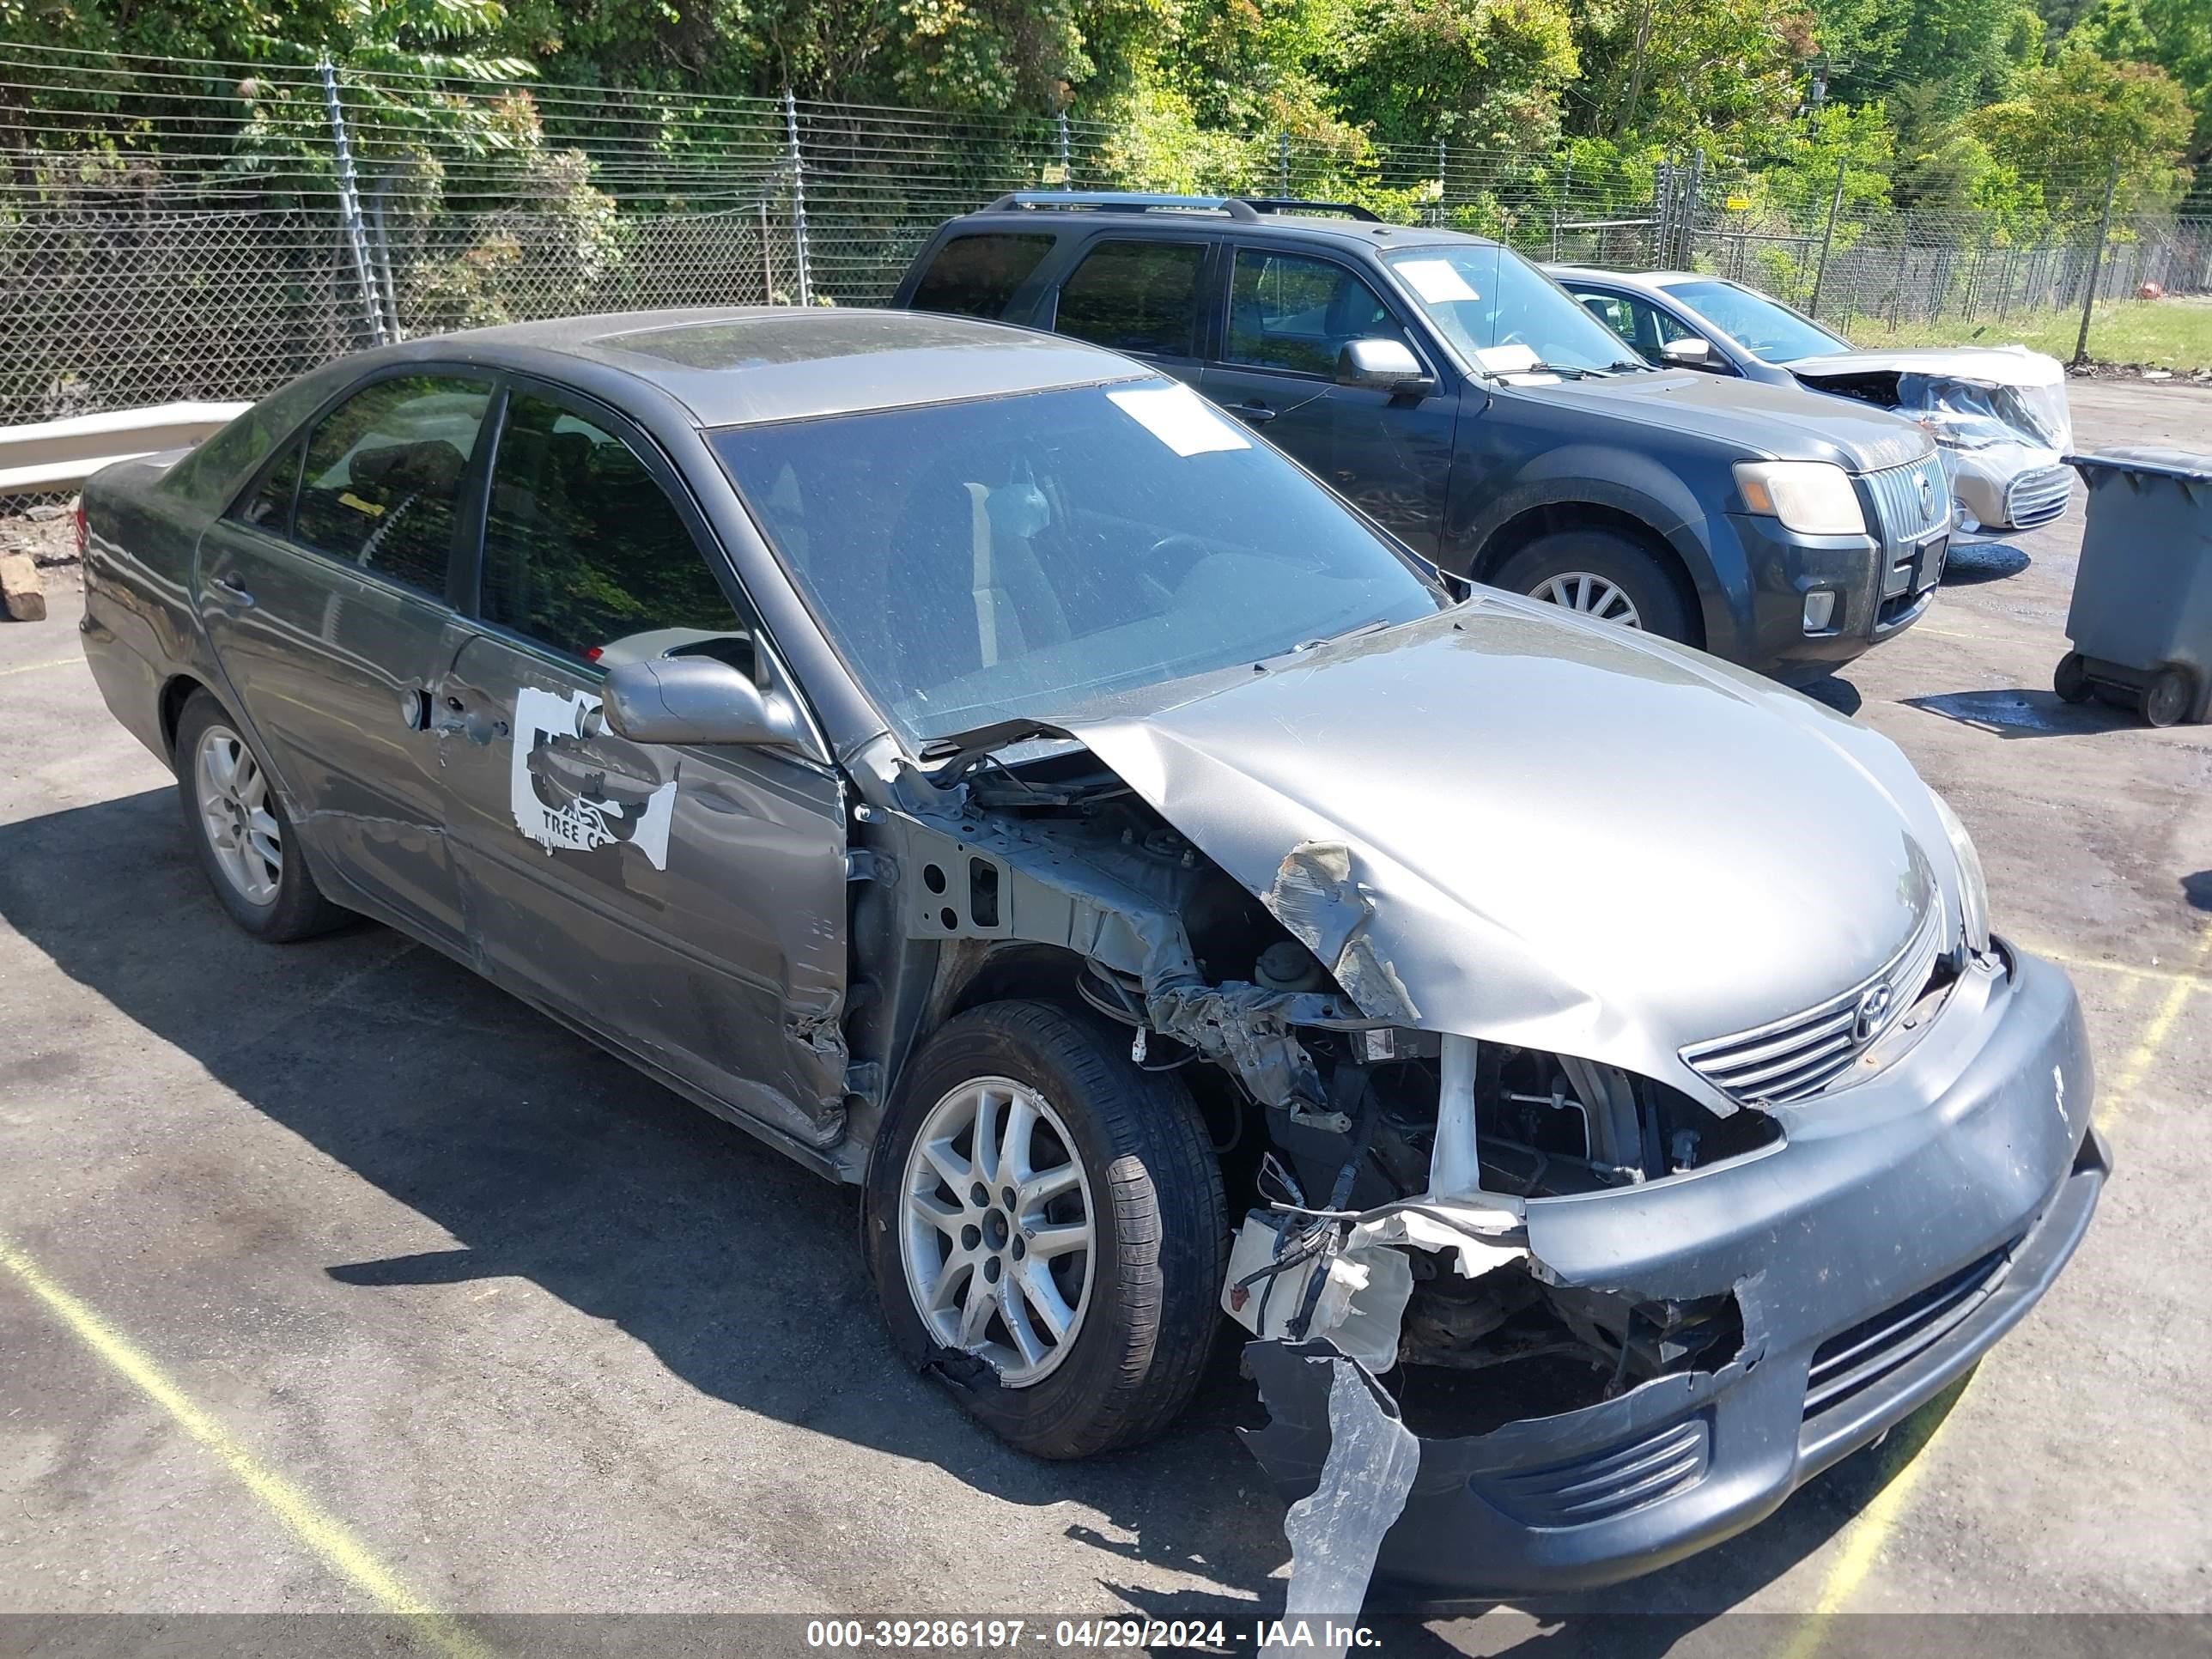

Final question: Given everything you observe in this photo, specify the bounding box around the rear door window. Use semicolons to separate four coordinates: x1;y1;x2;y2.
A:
229;440;304;534
909;233;1055;319
1053;240;1207;359
479;389;750;666
292;374;492;596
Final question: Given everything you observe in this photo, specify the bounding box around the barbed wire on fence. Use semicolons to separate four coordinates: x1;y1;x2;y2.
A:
3;38;2208;435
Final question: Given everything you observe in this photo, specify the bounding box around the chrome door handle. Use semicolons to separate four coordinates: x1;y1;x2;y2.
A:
210;571;255;606
1227;402;1278;426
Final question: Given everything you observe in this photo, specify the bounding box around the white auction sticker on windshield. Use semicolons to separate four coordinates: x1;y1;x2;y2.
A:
1108;383;1250;457
1395;258;1480;303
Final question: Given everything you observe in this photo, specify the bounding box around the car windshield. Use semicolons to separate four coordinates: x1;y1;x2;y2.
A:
711;380;1445;745
1383;245;1649;376
1659;280;1852;363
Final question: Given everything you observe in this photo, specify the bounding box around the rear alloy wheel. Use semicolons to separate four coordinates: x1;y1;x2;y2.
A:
195;721;283;908
1496;527;1693;643
865;1000;1227;1459
174;690;349;941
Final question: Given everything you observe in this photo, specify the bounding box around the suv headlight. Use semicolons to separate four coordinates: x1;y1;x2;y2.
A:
1929;790;1991;957
1733;460;1867;536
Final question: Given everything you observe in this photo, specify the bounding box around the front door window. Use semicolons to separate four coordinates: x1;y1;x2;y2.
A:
1226;250;1415;378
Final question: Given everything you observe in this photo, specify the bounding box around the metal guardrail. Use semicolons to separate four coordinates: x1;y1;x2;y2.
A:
0;402;246;495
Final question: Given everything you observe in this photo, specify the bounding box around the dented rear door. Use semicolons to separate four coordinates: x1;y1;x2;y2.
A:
434;381;850;1150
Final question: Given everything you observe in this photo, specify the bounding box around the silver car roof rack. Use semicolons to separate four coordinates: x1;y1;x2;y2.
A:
986;191;1264;220
983;191;1388;224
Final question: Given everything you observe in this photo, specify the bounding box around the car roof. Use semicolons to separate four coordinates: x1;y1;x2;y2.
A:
1545;267;1713;292
944;202;1498;254
382;306;1147;428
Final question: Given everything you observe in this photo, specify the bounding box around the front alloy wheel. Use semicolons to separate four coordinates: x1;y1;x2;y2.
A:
865;1000;1227;1459
1528;571;1644;628
898;1076;1095;1387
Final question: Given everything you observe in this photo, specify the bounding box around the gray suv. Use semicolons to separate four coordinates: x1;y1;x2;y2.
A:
894;193;1950;683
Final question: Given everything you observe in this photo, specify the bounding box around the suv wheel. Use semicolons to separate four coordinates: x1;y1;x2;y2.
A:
1498;528;1692;641
175;690;349;941
865;1000;1227;1459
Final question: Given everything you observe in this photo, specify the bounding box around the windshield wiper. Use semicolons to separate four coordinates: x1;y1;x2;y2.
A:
915;718;1079;789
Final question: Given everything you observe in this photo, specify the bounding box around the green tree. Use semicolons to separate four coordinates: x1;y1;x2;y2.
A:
1569;0;1810;147
1973;43;2196;212
1330;0;1578;149
2067;0;2212;160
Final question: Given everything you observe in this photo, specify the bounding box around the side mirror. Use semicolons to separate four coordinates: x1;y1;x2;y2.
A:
600;655;808;748
1661;337;1717;369
1336;338;1436;396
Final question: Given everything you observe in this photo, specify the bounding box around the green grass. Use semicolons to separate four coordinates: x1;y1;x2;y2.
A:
1831;302;2212;375
1836;297;2212;371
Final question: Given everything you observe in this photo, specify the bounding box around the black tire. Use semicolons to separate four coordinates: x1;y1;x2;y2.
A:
174;690;350;942
2143;665;2196;727
1494;527;1695;643
2052;651;2092;704
864;1000;1229;1459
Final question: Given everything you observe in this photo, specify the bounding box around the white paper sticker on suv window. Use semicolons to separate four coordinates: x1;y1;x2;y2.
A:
509;685;677;871
1395;258;1480;303
1108;384;1250;457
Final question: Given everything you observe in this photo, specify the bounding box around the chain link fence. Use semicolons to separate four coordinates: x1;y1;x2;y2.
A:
4;40;2209;470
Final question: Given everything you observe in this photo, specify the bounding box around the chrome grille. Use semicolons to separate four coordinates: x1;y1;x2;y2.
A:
1864;455;1950;546
1681;905;1947;1106
2002;465;2073;530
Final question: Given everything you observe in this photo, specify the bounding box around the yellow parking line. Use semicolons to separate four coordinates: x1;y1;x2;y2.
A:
2096;925;2212;1134
0;1236;490;1659
1773;1375;1976;1659
0;655;78;677
1779;927;2208;1656
2026;943;2212;993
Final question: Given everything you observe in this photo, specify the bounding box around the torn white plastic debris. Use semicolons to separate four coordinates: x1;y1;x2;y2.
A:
1223;1200;1523;1370
1260;1357;1419;1659
509;685;677;870
1224;1215;1413;1370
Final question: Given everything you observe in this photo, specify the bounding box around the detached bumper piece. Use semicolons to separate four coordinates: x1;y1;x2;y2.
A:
1241;1125;2109;1595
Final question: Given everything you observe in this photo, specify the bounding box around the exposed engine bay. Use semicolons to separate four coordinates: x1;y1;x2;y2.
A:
860;737;1780;1413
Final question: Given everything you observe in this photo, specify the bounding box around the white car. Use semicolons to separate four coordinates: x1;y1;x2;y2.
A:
1551;267;2075;542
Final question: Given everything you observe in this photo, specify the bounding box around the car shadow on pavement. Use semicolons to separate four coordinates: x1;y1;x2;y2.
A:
1904;688;2137;738
0;786;1966;1650
1940;543;2031;586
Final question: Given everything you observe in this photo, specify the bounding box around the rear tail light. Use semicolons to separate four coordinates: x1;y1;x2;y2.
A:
73;497;88;558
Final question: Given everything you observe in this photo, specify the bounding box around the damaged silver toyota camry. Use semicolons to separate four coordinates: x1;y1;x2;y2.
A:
77;308;2107;1595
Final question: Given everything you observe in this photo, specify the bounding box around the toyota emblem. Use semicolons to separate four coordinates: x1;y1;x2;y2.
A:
1854;983;1896;1043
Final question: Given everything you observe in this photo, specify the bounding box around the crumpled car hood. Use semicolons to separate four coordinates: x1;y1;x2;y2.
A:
1069;599;1958;1093
1783;345;2063;386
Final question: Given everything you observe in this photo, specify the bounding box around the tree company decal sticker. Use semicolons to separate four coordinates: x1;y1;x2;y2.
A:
508;686;677;870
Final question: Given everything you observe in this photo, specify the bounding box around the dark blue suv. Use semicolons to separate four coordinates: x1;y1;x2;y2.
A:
894;193;1950;683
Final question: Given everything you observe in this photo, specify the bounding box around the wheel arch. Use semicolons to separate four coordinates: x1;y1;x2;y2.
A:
157;672;215;761
1473;502;1708;648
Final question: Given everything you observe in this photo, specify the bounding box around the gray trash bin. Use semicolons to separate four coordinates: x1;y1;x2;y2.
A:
2055;447;2212;726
